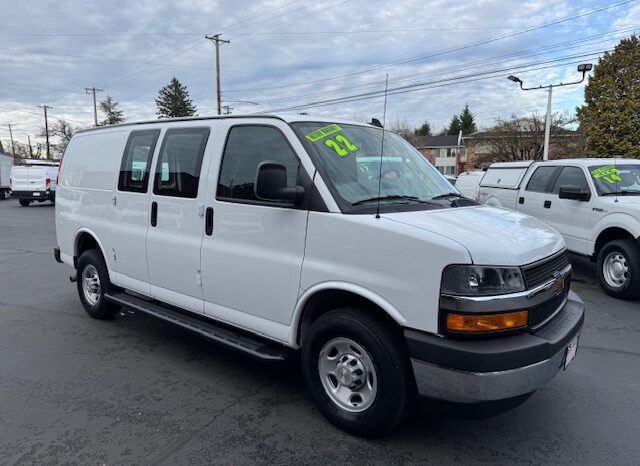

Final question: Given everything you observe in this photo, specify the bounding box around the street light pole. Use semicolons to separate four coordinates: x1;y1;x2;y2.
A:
507;63;592;161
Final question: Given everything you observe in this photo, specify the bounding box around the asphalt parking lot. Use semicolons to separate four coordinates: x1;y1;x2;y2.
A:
1;199;639;465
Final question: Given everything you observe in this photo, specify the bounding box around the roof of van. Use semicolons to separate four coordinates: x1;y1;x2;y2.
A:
74;114;375;135
488;161;535;168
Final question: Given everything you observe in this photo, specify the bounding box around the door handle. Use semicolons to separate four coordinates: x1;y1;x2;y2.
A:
205;207;214;236
518;197;525;204
150;201;158;227
544;200;551;209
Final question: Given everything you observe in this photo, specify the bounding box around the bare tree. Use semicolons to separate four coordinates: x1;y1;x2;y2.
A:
39;119;78;156
468;112;587;166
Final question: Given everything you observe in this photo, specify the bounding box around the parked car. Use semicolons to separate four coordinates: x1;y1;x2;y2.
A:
479;159;640;299
0;153;13;199
54;116;584;436
454;170;485;200
10;160;59;206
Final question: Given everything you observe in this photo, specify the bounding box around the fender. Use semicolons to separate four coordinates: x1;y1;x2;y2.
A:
288;281;408;347
485;196;503;207
73;227;116;283
589;212;640;255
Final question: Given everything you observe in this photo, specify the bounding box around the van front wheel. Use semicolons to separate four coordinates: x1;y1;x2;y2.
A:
301;308;416;437
76;249;121;319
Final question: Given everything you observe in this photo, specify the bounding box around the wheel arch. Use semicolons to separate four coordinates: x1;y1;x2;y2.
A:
594;226;637;260
290;282;407;348
74;228;110;271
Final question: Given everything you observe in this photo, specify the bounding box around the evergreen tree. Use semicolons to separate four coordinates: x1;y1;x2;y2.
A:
459;103;477;135
414;120;432;136
447;115;462;135
577;35;640;158
155;77;197;118
99;95;125;125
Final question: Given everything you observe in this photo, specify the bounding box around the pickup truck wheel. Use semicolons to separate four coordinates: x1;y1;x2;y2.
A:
302;308;416;437
597;239;640;300
18;199;30;207
76;249;121;319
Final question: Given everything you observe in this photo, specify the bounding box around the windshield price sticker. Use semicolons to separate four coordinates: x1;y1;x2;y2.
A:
305;124;342;142
592;165;622;184
324;134;359;157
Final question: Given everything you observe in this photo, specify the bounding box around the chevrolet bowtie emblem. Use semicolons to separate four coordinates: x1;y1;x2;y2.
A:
552;271;565;295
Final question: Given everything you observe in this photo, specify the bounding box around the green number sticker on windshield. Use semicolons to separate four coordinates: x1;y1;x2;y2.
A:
592;165;622;184
324;134;359;157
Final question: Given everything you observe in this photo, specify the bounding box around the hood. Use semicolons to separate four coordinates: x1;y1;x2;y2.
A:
383;206;565;266
601;195;640;211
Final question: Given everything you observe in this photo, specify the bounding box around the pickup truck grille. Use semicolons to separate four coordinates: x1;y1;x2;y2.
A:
522;250;570;289
528;277;571;328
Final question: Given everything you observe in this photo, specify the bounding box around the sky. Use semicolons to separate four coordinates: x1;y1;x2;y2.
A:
0;0;639;149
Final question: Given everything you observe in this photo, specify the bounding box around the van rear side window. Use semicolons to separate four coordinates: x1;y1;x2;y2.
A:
118;130;160;193
153;128;210;198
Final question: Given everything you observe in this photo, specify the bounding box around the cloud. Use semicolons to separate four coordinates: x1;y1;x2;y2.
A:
0;0;635;146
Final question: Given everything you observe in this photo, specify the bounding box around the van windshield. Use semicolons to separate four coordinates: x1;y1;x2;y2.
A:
292;122;457;211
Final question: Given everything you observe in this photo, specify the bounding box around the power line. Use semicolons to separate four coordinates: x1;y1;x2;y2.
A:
225;0;635;94
261;51;606;113
250;26;635;107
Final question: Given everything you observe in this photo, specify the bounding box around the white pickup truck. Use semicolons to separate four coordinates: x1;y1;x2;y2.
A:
10;160;59;206
479;159;640;299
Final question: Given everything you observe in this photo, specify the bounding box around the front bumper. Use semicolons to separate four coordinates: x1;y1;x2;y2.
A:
11;190;55;201
406;290;584;403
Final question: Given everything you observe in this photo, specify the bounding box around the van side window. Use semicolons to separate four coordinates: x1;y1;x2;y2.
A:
118;130;160;193
217;125;299;202
525;166;557;193
552;167;589;194
153;128;210;198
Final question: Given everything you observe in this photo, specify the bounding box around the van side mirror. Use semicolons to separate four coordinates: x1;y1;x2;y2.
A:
558;185;591;201
255;162;305;203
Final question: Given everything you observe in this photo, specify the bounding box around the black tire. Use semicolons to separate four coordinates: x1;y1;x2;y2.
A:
76;249;121;319
18;199;30;207
596;239;640;300
301;307;416;437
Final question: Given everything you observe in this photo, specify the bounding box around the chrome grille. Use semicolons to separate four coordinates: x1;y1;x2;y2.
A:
522;250;570;289
528;275;571;328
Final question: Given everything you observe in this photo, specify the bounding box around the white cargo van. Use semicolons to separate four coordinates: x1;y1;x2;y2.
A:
54;116;584;436
10;160;59;206
0;153;13;199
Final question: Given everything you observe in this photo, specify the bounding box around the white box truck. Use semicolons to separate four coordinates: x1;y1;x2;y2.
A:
0;153;13;200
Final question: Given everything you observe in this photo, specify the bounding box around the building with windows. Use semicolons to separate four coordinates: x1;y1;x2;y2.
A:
413;135;468;175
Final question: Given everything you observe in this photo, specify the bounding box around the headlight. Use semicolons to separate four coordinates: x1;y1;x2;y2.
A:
441;265;525;296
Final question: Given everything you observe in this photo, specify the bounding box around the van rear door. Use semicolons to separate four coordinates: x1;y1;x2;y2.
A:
11;166;48;192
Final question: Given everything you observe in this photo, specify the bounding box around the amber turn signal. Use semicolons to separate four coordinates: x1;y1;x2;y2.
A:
446;311;528;332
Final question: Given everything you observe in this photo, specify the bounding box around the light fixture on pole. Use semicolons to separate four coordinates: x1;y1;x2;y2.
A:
507;64;592;160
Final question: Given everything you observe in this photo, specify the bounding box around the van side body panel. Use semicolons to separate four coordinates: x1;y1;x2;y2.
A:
56;129;129;277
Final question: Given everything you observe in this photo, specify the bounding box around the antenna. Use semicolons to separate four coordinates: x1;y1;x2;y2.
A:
375;74;390;219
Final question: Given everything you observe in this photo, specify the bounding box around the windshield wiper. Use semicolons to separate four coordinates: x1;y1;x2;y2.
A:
601;190;640;196
351;195;431;206
430;192;463;200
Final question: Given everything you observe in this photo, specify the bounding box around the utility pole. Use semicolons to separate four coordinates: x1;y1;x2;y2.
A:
8;123;15;156
205;34;230;115
38;105;52;159
85;87;103;126
27;135;34;158
542;87;553;162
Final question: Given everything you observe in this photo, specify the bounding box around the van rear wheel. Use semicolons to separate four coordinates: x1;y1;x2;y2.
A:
76;249;121;319
301;307;416;437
